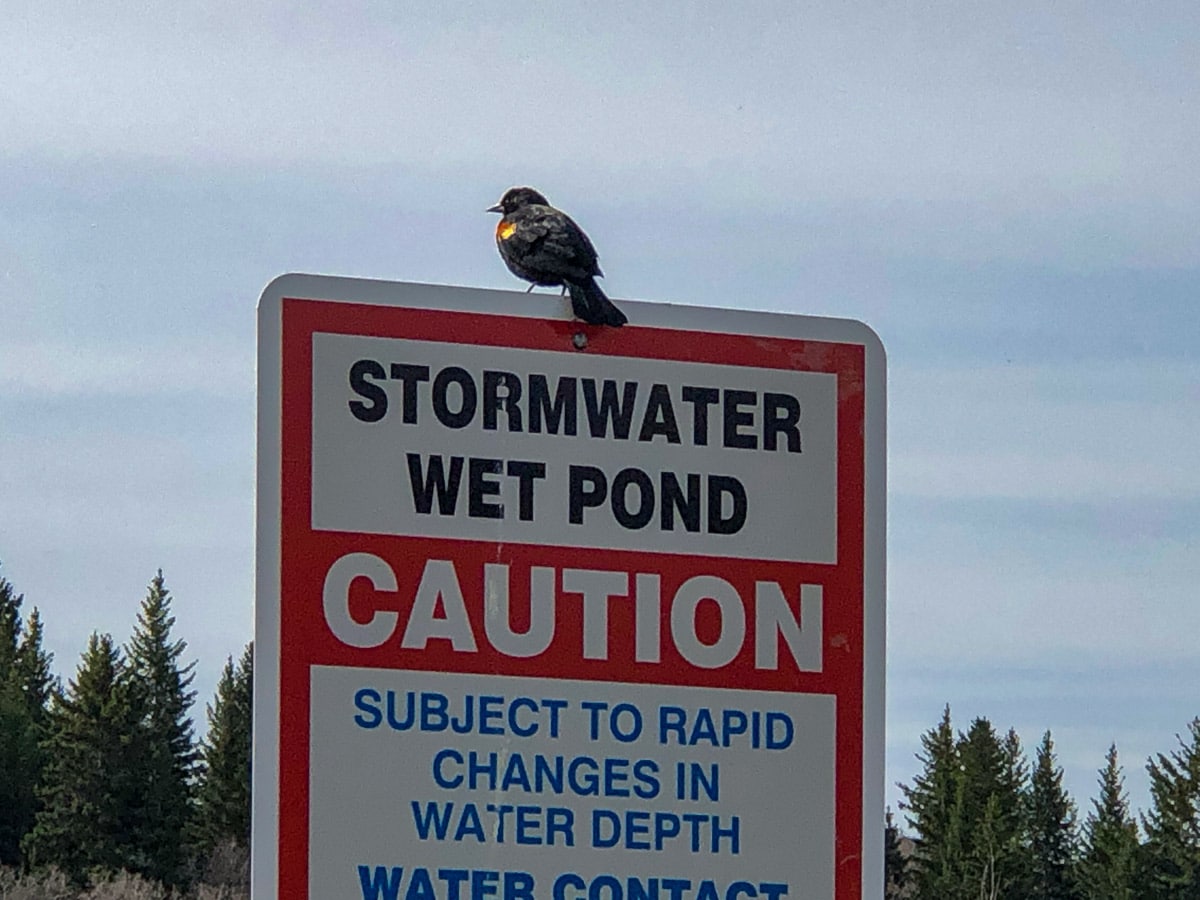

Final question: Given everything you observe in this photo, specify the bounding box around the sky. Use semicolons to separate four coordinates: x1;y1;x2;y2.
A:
1;1;1198;829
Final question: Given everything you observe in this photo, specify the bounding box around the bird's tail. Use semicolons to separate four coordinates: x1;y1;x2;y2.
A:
568;278;627;327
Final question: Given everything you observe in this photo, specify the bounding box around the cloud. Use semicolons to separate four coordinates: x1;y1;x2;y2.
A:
2;3;1198;215
888;495;1200;666
891;361;1200;501
0;338;251;397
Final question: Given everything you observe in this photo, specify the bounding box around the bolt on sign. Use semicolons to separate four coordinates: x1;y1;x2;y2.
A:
254;275;886;900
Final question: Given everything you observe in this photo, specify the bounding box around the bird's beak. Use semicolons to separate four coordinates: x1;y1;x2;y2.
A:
486;203;503;213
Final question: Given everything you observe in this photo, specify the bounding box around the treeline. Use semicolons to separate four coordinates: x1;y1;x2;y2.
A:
7;562;1200;898
890;706;1200;899
0;565;251;898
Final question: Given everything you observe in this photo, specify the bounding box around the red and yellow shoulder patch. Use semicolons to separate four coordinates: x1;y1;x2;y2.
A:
497;221;518;241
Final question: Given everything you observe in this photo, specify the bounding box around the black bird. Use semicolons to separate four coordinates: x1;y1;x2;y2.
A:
488;187;627;327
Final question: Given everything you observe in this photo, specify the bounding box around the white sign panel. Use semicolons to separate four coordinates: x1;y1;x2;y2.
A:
309;667;835;898
311;334;838;562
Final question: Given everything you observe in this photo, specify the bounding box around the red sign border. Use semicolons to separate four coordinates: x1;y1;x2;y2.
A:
255;281;881;900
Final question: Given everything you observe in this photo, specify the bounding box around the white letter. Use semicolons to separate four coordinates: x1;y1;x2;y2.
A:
484;564;555;658
635;573;661;663
671;575;744;669
561;569;629;660
322;552;398;649
401;560;478;651
755;582;822;671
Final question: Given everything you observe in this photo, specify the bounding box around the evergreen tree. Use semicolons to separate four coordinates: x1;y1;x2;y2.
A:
0;568;54;866
23;633;139;882
884;807;909;897
1079;744;1139;900
957;719;1030;899
16;608;55;721
1027;730;1080;899
900;705;966;898
0;672;41;867
124;570;199;886
1140;719;1200;898
194;642;253;853
1000;728;1030;821
0;569;19;673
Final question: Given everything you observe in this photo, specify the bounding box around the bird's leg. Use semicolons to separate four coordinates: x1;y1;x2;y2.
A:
526;284;536;293
560;286;567;297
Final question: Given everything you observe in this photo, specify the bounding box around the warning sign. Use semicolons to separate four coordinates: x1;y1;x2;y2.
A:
254;275;886;899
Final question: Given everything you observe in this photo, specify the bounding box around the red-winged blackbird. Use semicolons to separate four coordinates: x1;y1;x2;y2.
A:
488;187;627;327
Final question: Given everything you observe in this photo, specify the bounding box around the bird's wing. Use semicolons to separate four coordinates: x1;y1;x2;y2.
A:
515;207;603;281
555;213;603;277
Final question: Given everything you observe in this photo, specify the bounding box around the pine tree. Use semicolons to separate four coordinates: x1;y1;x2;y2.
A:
958;719;1029;899
0;569;54;866
23;633;140;882
1027;731;1080;899
0;569;19;673
124;570;199;886
1079;744;1139;900
900;705;966;898
884;807;909;897
0;672;40;867
194;642;253;854
1140;719;1200;898
16;608;55;722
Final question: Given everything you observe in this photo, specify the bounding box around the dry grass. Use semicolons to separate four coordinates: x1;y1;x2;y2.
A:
78;873;169;900
0;866;75;900
195;843;247;893
0;844;249;900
